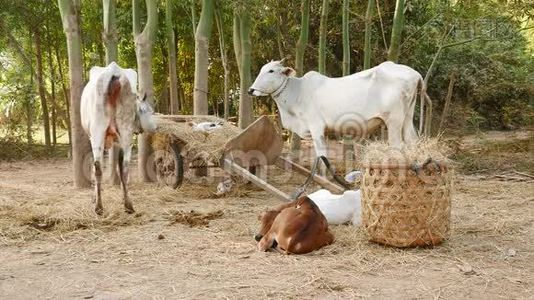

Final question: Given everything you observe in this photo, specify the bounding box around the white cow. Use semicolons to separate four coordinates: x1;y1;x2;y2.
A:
249;60;428;196
81;62;157;215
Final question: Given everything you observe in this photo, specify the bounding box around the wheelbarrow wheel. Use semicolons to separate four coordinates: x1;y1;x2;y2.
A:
155;142;184;189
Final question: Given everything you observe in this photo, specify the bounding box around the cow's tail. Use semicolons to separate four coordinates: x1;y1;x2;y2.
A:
107;75;121;107
418;78;432;135
402;79;420;143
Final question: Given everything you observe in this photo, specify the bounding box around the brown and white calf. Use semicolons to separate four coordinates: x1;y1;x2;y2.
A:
81;62;156;215
255;196;334;254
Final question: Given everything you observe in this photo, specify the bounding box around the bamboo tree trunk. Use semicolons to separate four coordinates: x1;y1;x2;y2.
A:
25;98;33;144
238;8;253;128
363;0;375;69
190;0;197;39
58;0;92;188
166;0;179;114
54;42;72;146
215;5;229;119
193;0;214;115
276;18;285;59
438;72;456;133
387;0;405;62
342;0;350;75
134;0;158;182
103;0;118;63
46;32;58;145
233;14;242;74
34;28;51;147
318;0;329;74
27;58;34;145
291;0;310;151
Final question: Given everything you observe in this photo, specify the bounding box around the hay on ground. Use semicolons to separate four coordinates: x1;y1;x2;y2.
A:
165;209;224;227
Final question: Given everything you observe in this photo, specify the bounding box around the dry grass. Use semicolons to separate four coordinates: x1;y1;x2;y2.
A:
0;131;533;298
450;132;533;174
153;115;240;164
361;137;452;166
165;209;224;227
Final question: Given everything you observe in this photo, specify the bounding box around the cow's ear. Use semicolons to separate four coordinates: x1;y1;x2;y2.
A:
282;67;296;77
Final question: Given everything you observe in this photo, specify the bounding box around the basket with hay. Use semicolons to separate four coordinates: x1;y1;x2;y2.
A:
360;139;453;247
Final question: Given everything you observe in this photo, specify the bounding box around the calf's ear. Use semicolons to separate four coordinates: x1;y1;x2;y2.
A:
282;67;296;77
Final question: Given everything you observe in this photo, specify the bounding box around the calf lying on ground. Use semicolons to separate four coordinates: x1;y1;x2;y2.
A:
255;196;334;254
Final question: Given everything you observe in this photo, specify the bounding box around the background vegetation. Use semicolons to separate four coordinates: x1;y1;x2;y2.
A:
0;0;532;148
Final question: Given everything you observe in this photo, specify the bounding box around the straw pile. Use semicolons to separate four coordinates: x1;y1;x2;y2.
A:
360;138;453;247
152;115;240;165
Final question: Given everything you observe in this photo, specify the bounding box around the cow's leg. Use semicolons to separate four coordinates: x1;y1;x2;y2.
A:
319;156;351;189
94;160;104;215
90;130;106;215
258;232;276;252
403;120;418;145
118;145;135;213
386;118;403;148
309;131;351;189
292;131;328;198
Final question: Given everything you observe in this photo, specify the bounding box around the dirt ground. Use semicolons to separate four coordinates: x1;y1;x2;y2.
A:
1;136;533;299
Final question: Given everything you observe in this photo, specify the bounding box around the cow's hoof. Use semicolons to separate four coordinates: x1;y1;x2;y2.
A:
95;206;104;216
124;203;135;214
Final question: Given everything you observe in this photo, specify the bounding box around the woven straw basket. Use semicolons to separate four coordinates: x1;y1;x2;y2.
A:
361;160;452;247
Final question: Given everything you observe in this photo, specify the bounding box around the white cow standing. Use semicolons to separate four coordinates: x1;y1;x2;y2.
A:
248;59;428;197
81;62;157;215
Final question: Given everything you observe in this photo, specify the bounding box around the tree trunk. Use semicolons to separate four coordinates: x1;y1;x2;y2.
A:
193;0;214;115
190;0;197;39
34;28;51;147
291;0;310;151
133;0;158;182
275;17;285;59
46;25;58;145
27;58;34;145
215;5;229;120
318;0;329;74
363;0;375;69
438;72;456;133
237;7;253;129
342;0;350;75
58;0;92;188
233;14;242;73
387;0;405;62
166;0;179;114
103;0;118;63
54;42;72;146
25;99;33;144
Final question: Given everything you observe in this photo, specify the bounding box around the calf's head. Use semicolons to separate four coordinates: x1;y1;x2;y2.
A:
248;59;296;97
135;94;157;134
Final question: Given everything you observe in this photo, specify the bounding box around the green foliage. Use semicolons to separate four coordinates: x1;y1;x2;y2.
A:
0;0;532;146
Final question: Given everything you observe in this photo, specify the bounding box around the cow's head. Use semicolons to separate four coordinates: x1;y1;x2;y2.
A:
254;209;281;241
248;59;296;97
135;94;157;134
